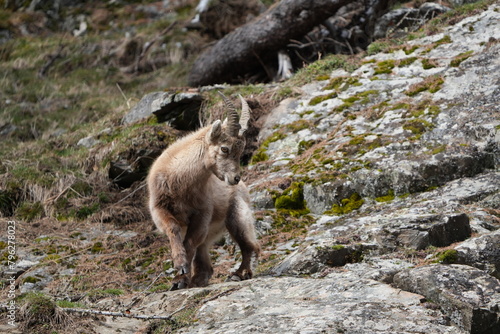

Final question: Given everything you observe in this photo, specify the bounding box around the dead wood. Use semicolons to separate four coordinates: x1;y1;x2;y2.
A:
188;0;351;87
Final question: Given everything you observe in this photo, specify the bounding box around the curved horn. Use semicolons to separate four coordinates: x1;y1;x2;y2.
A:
218;91;240;137
238;94;251;136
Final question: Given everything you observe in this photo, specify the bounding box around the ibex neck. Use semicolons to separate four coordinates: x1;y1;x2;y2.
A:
168;130;213;192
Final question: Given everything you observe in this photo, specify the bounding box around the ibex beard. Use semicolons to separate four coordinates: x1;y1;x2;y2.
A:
147;94;260;290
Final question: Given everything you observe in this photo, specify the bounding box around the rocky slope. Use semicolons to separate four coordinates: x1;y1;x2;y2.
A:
81;3;500;333
1;1;499;334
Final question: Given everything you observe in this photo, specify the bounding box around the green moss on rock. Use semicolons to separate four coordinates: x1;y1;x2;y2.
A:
251;149;269;164
374;60;396;75
450;50;473;67
405;75;444;96
323;76;361;91
309;92;337;106
375;190;395;202
23;276;41;284
298;140;316;155
435;35;452;46
421;58;437;69
433;249;458;264
274;182;309;216
251;132;286;164
403;119;434;136
398;57;418;67
325;193;364;215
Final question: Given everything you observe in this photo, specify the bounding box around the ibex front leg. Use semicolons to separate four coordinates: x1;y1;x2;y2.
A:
150;206;190;290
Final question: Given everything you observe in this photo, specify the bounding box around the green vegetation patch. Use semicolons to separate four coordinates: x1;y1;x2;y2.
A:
433;249;458;264
251;131;287;164
323;76;361;92
339;134;384;157
450;50;474;67
251;149;269;164
399;99;442;119
332;90;380;113
367;41;392;55
398;57;418;67
435;35;452;46
391;102;411;111
374;59;396;75
402;45;420;55
273;182;310;216
74;202;100;220
325;193;364;215
56;300;86;308
286;119;313;133
421;58;438;69
403;119;434;138
291;54;361;85
375;190;395;202
16;201;44;222
23;276;41;284
309;92;337;106
90;242;105;254
298;140;316;155
405;75;444;96
430;144;446;155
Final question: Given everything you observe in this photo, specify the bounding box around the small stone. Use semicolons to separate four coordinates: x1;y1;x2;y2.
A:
77;136;101;148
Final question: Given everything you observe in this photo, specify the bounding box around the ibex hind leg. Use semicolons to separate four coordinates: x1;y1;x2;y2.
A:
172;210;211;290
190;243;213;288
225;197;260;281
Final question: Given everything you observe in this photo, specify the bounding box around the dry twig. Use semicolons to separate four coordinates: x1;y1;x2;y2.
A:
63;287;239;320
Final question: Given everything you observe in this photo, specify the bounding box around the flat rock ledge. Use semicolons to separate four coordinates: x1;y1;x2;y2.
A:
108;275;464;334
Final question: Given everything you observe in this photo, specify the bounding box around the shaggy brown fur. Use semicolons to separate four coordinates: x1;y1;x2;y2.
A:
147;95;260;289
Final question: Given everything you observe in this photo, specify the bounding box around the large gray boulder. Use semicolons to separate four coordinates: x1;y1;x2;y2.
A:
122;91;203;131
456;229;500;279
394;264;500;334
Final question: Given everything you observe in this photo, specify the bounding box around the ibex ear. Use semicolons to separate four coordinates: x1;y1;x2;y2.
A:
208;120;222;143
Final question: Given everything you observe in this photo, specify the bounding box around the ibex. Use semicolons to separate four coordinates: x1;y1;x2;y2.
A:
147;93;260;290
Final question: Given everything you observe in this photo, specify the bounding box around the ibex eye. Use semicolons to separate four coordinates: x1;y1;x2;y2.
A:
221;147;229;154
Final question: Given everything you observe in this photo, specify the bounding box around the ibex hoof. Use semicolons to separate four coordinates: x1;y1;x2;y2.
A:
170;281;187;291
226;271;252;282
226;274;242;282
170;274;189;291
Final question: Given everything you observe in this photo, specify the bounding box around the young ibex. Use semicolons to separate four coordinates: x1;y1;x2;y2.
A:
147;93;260;290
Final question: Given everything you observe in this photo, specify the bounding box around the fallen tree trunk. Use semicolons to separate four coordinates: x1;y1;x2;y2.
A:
188;0;351;87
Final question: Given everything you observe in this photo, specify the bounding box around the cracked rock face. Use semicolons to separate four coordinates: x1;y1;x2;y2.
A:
241;4;500;334
393;265;500;334
99;6;498;334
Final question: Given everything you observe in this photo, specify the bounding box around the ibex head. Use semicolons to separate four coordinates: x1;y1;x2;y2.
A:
205;92;251;185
